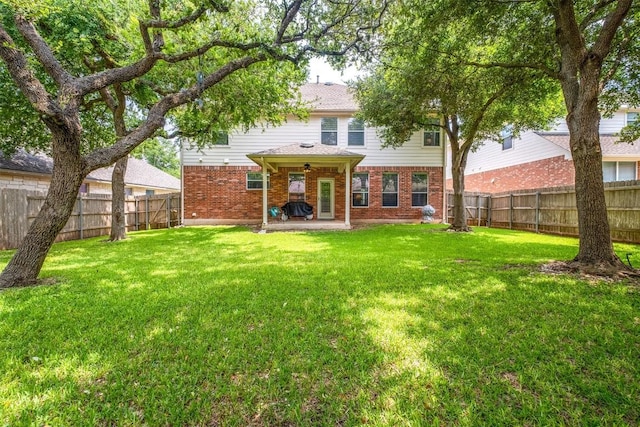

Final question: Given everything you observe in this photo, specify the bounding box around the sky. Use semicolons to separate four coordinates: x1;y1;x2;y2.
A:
306;57;362;85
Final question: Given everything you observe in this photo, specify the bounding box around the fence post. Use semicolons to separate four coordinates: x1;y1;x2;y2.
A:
78;195;83;240
167;195;171;229
135;198;139;231
145;197;150;230
535;192;540;233
509;194;513;229
487;195;492;228
477;194;481;226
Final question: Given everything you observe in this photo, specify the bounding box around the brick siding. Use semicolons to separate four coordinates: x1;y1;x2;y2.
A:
183;165;444;222
448;156;575;194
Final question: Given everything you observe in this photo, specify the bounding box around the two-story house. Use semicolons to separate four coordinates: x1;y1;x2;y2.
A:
181;82;446;229
457;109;640;193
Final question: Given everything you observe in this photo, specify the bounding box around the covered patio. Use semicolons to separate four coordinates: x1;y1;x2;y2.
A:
247;142;365;229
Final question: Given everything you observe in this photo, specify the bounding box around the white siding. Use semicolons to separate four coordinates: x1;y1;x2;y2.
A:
462;131;570;177
545;111;628;134
181;113;444;167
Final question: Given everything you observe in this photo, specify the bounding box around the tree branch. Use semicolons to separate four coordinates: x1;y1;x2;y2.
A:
14;15;74;88
0;23;61;119
84;54;265;171
592;0;633;59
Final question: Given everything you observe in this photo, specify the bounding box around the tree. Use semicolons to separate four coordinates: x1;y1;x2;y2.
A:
352;6;562;231
133;138;180;178
442;0;639;272
0;0;389;288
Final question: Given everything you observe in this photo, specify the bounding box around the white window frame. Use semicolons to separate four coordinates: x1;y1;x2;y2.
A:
321;117;338;146
348;118;365;146
352;172;369;207
382;172;399;207
423;119;441;147
603;161;637;182
411;173;429;207
626;111;638;126
246;172;270;190
288;172;306;201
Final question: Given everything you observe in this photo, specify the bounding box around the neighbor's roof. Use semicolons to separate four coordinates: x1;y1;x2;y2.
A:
537;133;640;157
0;150;52;175
0;151;180;190
299;83;358;112
86;157;180;190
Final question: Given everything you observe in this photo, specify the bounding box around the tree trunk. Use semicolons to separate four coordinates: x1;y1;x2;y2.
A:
448;134;471;232
567;107;625;269
109;156;128;241
0;134;85;288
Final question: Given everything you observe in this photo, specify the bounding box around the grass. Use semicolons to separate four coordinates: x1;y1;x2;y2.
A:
0;224;639;426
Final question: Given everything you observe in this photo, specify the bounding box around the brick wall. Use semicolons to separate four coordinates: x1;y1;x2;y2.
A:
183;165;444;222
0;173;50;192
447;156;575;194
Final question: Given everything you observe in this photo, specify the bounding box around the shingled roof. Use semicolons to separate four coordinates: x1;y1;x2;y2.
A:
1;151;179;190
87;157;180;190
537;133;640;156
299;83;358;112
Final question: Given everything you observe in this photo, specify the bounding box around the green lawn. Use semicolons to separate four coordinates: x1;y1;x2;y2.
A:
1;225;639;426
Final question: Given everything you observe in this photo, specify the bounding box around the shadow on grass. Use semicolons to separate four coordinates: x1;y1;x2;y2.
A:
1;225;639;425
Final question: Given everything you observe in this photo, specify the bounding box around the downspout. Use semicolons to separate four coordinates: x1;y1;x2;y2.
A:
180;143;185;225
442;131;447;223
345;161;351;227
261;157;268;228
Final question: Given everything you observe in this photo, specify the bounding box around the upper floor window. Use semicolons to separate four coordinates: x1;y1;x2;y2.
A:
348;118;365;146
145;189;155;196
352;173;369;207
603;161;636;182
501;126;513;150
423;119;440;147
321;117;338;145
214;132;229;145
79;183;89;194
382;172;399;207
627;112;638;126
247;172;270;190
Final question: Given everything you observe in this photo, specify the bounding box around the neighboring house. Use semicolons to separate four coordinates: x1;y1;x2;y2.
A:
182;82;446;228
455;109;640;193
0;152;180;195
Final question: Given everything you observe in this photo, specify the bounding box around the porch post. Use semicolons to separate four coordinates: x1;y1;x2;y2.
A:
262;159;268;227
345;161;351;226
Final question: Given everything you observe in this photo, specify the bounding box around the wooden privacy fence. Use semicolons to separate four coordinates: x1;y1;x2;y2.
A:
447;180;640;243
0;190;181;250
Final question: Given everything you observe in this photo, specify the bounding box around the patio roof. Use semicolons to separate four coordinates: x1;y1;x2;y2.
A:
246;142;365;172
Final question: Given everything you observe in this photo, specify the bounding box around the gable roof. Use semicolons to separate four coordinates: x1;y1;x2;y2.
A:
299;83;357;112
86;157;180;190
536;133;640;157
0;151;180;190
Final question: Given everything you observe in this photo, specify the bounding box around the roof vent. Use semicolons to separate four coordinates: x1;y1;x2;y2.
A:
324;82;334;86
299;142;315;148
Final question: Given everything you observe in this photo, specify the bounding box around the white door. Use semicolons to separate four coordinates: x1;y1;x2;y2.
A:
317;178;335;219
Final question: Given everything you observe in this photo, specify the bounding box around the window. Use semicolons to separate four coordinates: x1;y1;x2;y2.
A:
382;172;398;207
145;189;155;196
423;119;440;147
246;172;270;190
502;126;513;150
348;118;365;146
603;161;637;182
411;173;429;207
125;188;133;196
288;172;305;201
214;132;229;145
352;173;369;207
79;183;89;194
321;117;338;145
627;112;638;125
